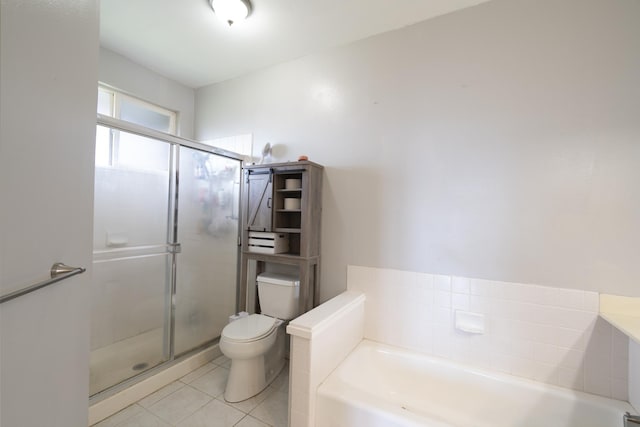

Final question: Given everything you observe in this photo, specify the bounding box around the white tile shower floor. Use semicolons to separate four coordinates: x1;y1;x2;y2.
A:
92;355;289;427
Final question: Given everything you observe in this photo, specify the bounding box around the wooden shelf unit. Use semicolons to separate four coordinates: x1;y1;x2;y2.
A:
239;161;323;315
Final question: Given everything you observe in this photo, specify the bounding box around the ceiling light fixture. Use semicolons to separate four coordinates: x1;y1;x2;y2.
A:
209;0;252;26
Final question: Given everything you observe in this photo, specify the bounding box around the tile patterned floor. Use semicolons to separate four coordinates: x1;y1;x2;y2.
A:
93;355;289;427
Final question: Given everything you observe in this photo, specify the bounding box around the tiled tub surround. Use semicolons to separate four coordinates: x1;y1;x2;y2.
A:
347;266;629;400
287;291;365;427
287;266;633;426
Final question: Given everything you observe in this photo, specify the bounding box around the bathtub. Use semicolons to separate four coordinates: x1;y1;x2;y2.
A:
316;340;635;427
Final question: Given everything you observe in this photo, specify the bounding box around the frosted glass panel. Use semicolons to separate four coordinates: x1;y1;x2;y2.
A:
89;254;170;395
174;148;241;355
90;129;172;395
120;97;172;133
93;146;170;251
117;131;170;172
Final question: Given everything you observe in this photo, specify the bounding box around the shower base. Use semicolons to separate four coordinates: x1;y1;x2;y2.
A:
90;328;165;396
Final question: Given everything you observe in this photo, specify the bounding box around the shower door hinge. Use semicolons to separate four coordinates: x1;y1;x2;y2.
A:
168;243;182;254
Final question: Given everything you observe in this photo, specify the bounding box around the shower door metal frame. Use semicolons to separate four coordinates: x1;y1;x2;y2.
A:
92;114;245;398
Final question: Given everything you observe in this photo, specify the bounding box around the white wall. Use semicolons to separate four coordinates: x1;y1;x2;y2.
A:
0;0;99;426
100;47;196;139
195;0;640;301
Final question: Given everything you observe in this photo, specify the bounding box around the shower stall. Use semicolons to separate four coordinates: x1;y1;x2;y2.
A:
90;116;242;396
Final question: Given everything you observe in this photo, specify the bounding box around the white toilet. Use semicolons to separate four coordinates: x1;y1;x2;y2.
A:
220;272;300;402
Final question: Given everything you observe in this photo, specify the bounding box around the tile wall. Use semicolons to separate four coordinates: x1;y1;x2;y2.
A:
630;340;640;411
287;291;365;427
347;265;629;401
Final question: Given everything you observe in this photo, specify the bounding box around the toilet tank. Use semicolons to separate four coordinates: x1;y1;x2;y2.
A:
257;272;300;320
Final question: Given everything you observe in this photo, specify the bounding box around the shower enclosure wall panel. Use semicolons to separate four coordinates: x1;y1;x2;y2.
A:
90;121;242;396
174;147;241;356
91;130;174;395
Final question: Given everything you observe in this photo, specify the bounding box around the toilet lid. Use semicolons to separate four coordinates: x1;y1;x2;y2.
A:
222;314;277;343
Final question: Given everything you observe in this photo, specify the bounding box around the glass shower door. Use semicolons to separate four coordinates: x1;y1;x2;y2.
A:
173;147;241;355
90;126;174;395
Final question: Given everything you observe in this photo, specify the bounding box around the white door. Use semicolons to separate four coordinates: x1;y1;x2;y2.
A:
0;1;99;426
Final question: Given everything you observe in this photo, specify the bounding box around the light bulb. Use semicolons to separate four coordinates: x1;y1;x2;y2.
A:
210;0;251;26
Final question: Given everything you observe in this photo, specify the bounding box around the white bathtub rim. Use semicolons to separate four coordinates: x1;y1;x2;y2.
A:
317;339;636;427
338;340;633;410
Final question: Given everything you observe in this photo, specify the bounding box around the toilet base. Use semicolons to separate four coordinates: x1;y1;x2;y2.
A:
223;323;287;402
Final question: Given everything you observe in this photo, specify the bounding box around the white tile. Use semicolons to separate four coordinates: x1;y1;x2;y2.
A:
213;355;231;369
222;385;275;414
416;273;434;290
503;283;529;302
176;399;244;427
556;327;589;351
612;359;628;382
584;371;611;398
630;341;640;411
555;309;596;331
147;385;212;425
451;276;470;294
93;404;144;427
533;343;562;365
250;391;289;427
553;289;585;310
270;364;290;394
292;338;310;373
583;292;599;312
290;409;311;427
137;382;185;409
557;366;584;391
557;347;585;370
489;353;513;374
510;357;538;380
451;293;469;310
435;291;451;308
612;378;629;401
115;410;171;427
181;362;217;384
508;339;535;359
190;367;230;398
289;388;310;417
612;328;630;361
433;307;452;325
235;415;270;427
518;321;556;345
469;295;491;314
290;376;310;410
434;275;451;291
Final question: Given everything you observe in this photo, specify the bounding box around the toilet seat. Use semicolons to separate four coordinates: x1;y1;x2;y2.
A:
222;314;278;343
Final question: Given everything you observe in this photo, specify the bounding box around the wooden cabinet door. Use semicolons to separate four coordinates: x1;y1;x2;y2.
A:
245;169;273;231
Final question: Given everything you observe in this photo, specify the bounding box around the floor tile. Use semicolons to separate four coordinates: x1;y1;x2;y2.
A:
269;365;289;394
221;384;275;414
190;366;229;398
93;404;144;427
234;415;270;427
213;354;232;369
137;381;185;409
176;399;244;427
180;362;217;384
250;390;288;427
147;385;212;425
115;410;171;427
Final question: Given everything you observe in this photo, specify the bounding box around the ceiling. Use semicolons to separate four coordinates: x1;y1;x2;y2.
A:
100;0;492;89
